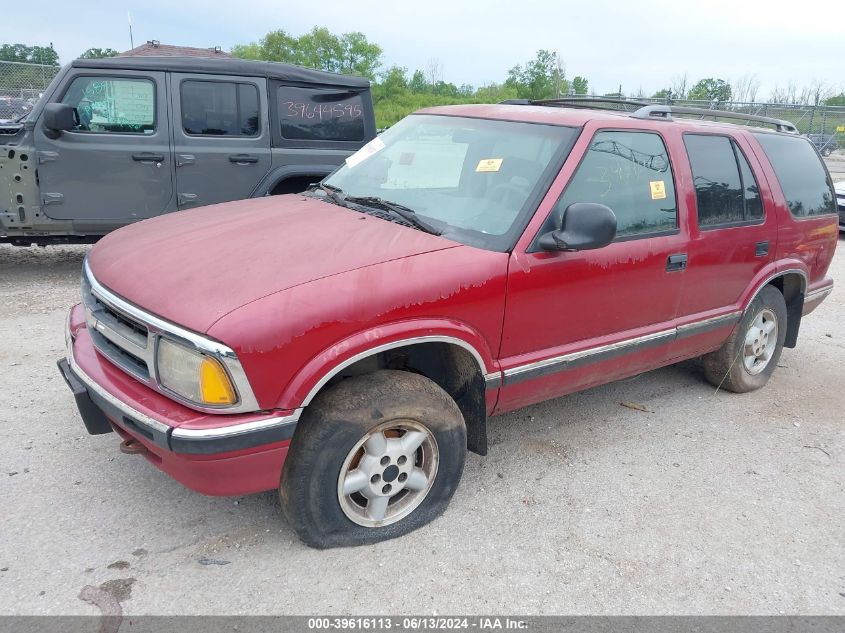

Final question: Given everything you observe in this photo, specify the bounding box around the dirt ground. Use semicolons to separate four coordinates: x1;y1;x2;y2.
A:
0;217;843;615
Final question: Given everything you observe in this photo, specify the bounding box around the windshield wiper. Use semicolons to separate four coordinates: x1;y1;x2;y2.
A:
311;182;348;208
343;195;441;236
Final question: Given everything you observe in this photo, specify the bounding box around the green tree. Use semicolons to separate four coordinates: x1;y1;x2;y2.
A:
505;50;567;100
687;78;732;103
231;27;382;79
78;48;119;59
824;93;845;106
474;83;518;103
338;31;382;78
0;43;59;65
651;88;670;99
432;80;460;97
373;65;408;103
408;70;428;94
571;76;588;95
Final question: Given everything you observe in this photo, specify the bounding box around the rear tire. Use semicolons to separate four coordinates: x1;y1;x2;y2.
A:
279;370;466;548
703;285;787;393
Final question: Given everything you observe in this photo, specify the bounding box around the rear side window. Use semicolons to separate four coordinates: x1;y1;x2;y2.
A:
181;81;259;136
550;130;677;238
278;86;365;142
61;76;155;134
754;133;836;217
684;134;763;227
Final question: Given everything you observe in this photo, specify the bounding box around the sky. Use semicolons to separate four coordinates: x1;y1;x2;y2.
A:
4;0;843;98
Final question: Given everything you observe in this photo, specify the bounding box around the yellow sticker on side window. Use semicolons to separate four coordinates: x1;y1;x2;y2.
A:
649;180;667;200
476;158;503;172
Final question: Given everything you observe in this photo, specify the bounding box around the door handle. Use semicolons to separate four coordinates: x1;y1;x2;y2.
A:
228;154;259;164
666;253;688;272
755;241;769;257
132;152;165;163
176;154;195;167
177;193;198;206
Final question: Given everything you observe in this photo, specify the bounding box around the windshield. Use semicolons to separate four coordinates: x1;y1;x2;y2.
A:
322;114;579;251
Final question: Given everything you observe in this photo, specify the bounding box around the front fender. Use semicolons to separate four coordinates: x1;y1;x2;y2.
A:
276;319;501;411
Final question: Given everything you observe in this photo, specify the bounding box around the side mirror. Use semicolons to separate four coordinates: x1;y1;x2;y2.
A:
538;202;617;251
42;103;77;137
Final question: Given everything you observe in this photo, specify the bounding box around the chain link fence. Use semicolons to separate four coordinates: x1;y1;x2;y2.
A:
0;60;60;122
566;95;845;156
639;97;845;155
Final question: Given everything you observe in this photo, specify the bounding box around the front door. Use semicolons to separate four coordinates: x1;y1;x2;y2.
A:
497;126;689;413
170;73;271;209
35;69;173;229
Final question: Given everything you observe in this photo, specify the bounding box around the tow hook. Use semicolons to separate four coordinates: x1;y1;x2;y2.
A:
119;438;147;456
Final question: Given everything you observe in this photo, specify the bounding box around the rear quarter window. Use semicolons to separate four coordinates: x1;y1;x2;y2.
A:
278;86;365;142
753;133;836;217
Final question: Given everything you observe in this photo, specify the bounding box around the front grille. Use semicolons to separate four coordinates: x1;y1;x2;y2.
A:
89;329;150;379
82;272;153;383
78;261;260;414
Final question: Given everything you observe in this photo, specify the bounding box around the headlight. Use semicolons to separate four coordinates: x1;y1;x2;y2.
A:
157;338;237;406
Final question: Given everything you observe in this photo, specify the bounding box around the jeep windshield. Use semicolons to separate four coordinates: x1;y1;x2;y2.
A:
320;114;579;251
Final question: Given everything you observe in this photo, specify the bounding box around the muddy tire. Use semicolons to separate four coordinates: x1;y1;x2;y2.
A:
279;370;466;548
703;285;787;393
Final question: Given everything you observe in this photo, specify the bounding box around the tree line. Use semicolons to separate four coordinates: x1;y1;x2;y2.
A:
2;32;843;126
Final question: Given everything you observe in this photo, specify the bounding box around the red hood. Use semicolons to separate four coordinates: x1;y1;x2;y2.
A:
88;195;459;333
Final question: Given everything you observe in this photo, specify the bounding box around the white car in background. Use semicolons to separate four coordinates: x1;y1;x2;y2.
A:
837;181;845;230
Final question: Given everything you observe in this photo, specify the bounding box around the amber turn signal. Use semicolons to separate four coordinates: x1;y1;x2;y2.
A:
199;357;237;405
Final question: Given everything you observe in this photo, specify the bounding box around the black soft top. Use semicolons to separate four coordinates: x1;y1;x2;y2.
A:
71;56;371;89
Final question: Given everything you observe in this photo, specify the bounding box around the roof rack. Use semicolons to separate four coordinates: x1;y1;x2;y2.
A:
500;97;649;111
499;98;799;134
631;104;798;134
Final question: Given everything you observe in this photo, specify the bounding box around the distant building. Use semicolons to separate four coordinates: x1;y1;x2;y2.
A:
119;40;231;58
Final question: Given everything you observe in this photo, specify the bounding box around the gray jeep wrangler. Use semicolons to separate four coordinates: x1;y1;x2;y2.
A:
0;56;375;245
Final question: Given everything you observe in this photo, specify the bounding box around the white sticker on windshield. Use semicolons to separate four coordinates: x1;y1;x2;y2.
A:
345;136;386;168
476;158;503;172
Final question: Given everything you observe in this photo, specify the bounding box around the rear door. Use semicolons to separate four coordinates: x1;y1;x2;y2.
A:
34;69;173;228
170;73;270;209
671;132;776;357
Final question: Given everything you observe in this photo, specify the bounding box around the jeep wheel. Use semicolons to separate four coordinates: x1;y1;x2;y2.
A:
703;285;787;393
279;370;466;548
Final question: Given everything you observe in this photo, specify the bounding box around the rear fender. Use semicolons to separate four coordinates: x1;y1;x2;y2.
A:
250;164;340;197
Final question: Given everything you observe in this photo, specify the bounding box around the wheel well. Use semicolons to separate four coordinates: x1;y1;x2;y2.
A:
320;342;489;456
270;175;325;196
766;273;805;348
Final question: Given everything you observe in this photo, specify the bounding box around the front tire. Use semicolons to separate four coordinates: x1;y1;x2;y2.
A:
703;285;787;393
279;370;466;548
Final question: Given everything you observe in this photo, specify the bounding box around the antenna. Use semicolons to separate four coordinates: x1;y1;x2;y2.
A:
128;11;134;49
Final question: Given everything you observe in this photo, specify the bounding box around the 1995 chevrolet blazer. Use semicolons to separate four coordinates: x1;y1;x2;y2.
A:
59;100;838;548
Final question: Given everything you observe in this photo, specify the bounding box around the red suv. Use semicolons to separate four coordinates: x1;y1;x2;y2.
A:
58;100;838;548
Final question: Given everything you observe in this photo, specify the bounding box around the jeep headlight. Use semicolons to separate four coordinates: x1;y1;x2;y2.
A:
157;338;237;406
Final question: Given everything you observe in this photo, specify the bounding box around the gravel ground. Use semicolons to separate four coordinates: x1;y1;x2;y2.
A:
827;152;845;183
1;235;843;615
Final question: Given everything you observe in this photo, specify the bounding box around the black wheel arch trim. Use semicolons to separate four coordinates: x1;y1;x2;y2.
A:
249;164;341;197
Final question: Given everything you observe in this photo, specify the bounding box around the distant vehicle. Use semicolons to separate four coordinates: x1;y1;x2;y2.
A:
59;100;838;547
0;56;376;245
806;133;839;156
836;181;845;230
0;96;33;123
